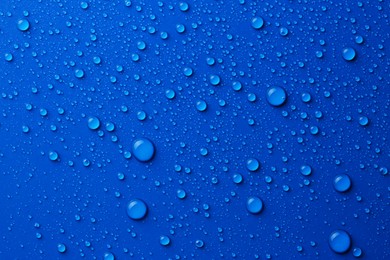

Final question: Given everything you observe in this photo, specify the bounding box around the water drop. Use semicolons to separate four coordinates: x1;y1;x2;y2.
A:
266;87;287;107
132;138;155;162
88;117;101;130
127;199;148;220
246;196;263;214
246;158;260;172
251;17;264;29
160;235;171;246
328;230;351;254
17;19;30;31
333;174;352;192
342;47;356;61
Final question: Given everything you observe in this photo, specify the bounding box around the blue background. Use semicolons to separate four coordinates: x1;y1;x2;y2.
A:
0;0;389;259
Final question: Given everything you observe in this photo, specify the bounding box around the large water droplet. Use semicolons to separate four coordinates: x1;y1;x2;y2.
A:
328;230;351;254
132;138;155;162
127;199;148;220
246;196;264;214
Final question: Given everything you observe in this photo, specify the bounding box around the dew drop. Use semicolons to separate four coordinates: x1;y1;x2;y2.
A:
127;199;148;220
266;87;287;107
342;47;356;61
333;174;352;192
132;138;155;162
246;196;263;214
17;19;30;31
328;230;351;254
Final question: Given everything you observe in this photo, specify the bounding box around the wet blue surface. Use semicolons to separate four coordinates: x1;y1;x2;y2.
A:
0;0;389;259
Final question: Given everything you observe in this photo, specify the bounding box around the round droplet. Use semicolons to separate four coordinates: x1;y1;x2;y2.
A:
160;235;171;246
246;158;260;172
342;47;356;61
127;199;148;220
280;27;289;36
17;19;30;31
179;2;189;12
196;100;207;112
132;138;155;162
57;243;66;253
165;89;175;99
209;75;221;86
177;189;186;199
88;117;100;130
233;173;243;184
49;151;59;161
176;24;186;33
328;230;351;254
246;196;263;214
251;17;264;29
266;87;287;106
301;93;311;103
183;67;193;77
300;165;312;176
353;248;362;258
74;69;85;78
103;252;115;260
358;116;369;126
195;239;204;248
333;174;352;193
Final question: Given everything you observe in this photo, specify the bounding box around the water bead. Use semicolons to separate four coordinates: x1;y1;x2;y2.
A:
132;138;155;162
200;148;208;156
93;56;101;64
127;199;148;220
80;2;88;9
49;151;59;161
195;240;204;248
183;67;193;77
266;87;287;106
246;158;260;172
251;17;264;29
137;41;146;50
233;173;243;184
355;36;364;44
57;243;67;253
74;69;85;78
353;248;362;258
246;196;263;214
160;31;168;39
206;57;215;66
22;125;29;133
333;174;352;192
300;165;312;176
328;230;351;254
196;100;207;112
179;2;189;12
176;24;186;33
280;27;289;36
137;111;147;121
342;47;356;61
232;81;242;91
105;122;115;132
358;116;369;126
160;236;171;246
5;53;13;62
165;89;175;99
248;93;257;102
177;189;186;199
301;92;311;103
17;19;30;31
209;75;221;86
104;252;115;260
88;117;101;130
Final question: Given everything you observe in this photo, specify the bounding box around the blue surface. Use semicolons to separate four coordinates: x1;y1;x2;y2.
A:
0;0;389;259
